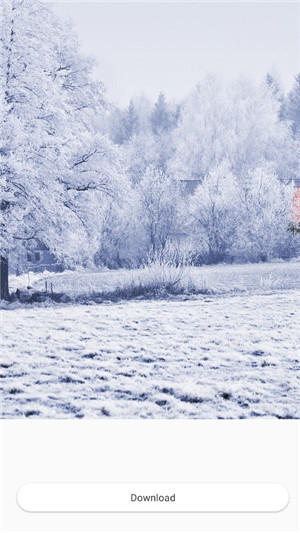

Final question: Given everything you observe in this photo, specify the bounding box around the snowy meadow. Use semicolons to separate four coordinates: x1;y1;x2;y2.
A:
2;262;300;419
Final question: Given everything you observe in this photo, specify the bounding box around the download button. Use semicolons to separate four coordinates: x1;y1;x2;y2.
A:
17;482;289;513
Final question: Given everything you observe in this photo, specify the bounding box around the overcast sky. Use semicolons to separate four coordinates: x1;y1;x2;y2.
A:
50;1;300;106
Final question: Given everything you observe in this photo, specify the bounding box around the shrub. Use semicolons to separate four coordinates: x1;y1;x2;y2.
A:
141;241;192;290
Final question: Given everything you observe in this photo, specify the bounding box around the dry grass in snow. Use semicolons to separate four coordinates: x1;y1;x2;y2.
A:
8;261;300;299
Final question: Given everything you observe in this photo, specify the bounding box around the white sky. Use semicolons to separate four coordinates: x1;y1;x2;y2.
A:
50;1;300;105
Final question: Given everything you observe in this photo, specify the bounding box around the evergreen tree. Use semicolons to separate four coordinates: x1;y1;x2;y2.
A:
284;73;300;136
151;92;171;134
265;73;282;100
118;99;139;143
264;72;286;120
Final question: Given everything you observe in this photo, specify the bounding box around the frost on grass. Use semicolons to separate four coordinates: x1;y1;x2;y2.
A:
8;261;300;300
2;289;299;419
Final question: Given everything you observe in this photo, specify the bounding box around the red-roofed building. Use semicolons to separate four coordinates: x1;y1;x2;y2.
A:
291;180;300;223
290;179;300;232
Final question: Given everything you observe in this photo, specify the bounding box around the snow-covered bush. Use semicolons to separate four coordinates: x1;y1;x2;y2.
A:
141;241;192;290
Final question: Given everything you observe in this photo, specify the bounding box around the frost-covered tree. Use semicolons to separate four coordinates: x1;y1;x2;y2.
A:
189;164;295;263
133;93;152;133
107;93;180;181
108;95;151;145
283;73;300;137
124;132;159;183
117;99;140;144
168;76;227;180
264;72;286;121
150;94;179;172
151;92;172;134
189;162;239;263
137;166;182;254
234;168;295;261
94;188;143;268
0;0;124;299
264;72;283;101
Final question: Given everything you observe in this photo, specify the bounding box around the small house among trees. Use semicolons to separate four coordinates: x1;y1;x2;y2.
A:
26;242;62;273
14;242;62;275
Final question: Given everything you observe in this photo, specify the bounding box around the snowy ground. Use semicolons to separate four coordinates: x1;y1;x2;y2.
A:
1;262;300;418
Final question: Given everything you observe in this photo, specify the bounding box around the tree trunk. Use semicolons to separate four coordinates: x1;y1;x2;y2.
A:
0;256;9;300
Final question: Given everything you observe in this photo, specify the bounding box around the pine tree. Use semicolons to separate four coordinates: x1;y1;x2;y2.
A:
119;99;139;143
151;93;171;134
284;73;300;136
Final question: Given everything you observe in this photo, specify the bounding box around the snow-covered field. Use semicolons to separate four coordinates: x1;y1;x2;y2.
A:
1;262;300;419
7;261;300;297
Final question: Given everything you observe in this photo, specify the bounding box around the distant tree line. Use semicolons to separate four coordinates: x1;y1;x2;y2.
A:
96;73;300;267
